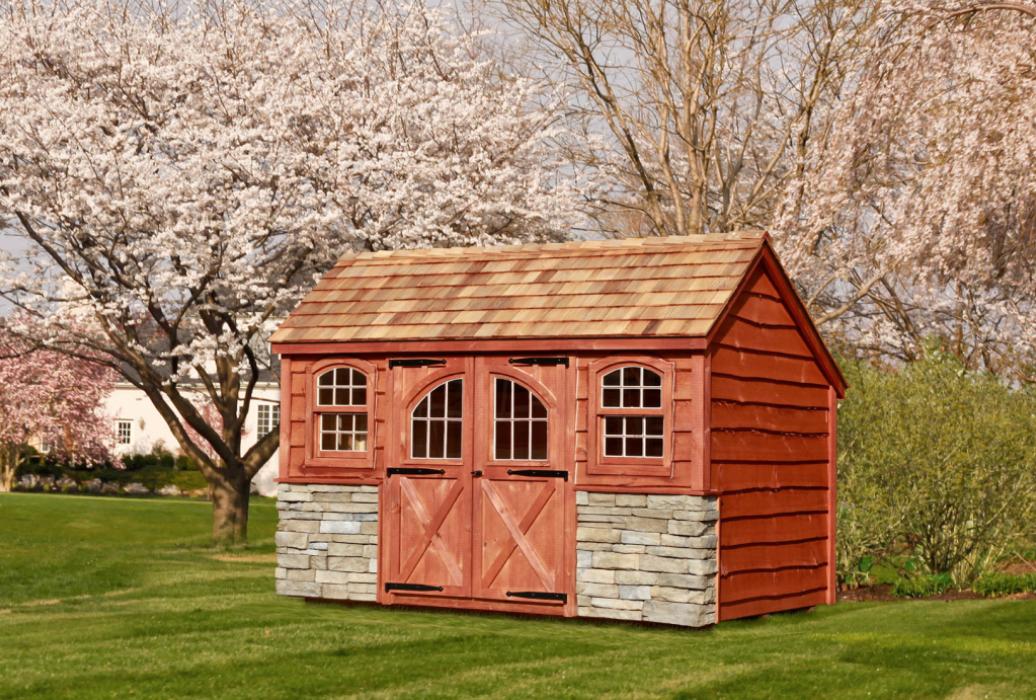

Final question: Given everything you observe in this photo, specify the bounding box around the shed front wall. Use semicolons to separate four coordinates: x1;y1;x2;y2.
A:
275;348;718;626
709;265;837;621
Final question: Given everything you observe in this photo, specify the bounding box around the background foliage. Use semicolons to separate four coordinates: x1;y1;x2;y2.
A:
836;351;1036;587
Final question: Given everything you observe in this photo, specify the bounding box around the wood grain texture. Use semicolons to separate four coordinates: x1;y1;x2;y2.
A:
271;232;767;343
710;267;838;621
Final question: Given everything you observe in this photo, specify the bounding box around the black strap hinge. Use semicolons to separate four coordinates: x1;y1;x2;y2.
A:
508;356;569;367
389;358;446;368
385;582;444;593
506;590;567;603
506;469;568;481
387;467;446;477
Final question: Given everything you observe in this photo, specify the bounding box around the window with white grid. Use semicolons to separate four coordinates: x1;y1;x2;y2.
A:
411;379;463;459
257;403;280;437
600;366;664;458
116;420;132;445
494;378;548;461
315;367;368;453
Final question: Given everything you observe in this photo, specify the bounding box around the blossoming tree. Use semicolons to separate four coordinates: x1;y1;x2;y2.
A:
776;1;1036;375
0;330;115;492
0;0;581;542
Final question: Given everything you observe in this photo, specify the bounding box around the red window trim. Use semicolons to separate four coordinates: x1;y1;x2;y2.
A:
586;356;675;478
304;357;376;472
484;371;556;468
398;371;469;467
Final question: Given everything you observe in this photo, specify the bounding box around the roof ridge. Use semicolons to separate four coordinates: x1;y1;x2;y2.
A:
338;231;767;265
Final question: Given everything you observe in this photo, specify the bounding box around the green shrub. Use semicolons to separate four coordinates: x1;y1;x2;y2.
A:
972;572;1036;597
837;350;1036;586
892;572;953;598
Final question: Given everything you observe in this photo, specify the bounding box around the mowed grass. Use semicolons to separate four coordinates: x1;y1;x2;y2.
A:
1;493;1034;699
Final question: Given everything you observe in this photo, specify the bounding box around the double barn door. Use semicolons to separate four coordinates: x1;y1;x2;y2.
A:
382;356;572;611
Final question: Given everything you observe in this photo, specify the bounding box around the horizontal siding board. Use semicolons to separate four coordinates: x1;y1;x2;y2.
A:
714;462;829;490
732;294;795;326
720;539;829;574
711;432;829;462
711;375;829;408
719;588;827;621
720;565;828;604
717;319;812;357
720;512;828;547
711;347;827;385
711;402;828;433
720;489;829;518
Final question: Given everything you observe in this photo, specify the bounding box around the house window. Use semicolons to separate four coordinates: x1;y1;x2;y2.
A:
411;379;462;459
257;404;280;437
116;420;132;445
315;367;368;453
600;366;664;458
494;378;547;460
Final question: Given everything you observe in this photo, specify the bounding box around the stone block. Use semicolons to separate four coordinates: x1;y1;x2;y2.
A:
615;494;648;507
278;491;312;502
576;527;621;544
578;506;634;516
650;586;713;605
351;491;380;503
577;514;627;525
276;579;320;597
579;606;642;621
577;542;614;552
320;520;361;535
284;568;317;582
668;520;709;537
577;550;593;569
656;573;713;589
618;585;651;601
280;520;321;533
277;553;310;569
589;597;643;611
369;558;378;573
639;555;688;574
315;570;353;584
577;582;620;598
645;495;692;510
320;584;352;600
347;572;378;584
612;544;646;554
686;559;718;576
587;493;616;505
360;522;378;536
645;545;711;560
331;534;373;544
575;491;589;506
614;570;660;586
620;531;660;546
630;508;678;519
275;531;310;549
642;600;712;627
328;543;364;557
592;551;638;570
626;517;669;533
327;556;369;573
671;508;718;522
578;569;616;584
274;567;286;580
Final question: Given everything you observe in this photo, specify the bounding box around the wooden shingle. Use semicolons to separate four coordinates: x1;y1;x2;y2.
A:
272;232;768;343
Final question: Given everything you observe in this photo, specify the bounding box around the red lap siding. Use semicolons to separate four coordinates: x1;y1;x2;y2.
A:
711;268;836;621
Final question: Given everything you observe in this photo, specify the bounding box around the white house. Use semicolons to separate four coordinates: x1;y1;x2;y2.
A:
103;380;280;496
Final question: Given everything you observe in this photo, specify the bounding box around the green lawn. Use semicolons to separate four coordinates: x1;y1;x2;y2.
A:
1;493;1034;699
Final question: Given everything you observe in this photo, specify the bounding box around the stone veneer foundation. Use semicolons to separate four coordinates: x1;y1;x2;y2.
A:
275;484;379;602
575;492;718;627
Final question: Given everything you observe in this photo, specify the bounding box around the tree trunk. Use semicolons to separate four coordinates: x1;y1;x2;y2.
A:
0;445;16;493
210;470;251;546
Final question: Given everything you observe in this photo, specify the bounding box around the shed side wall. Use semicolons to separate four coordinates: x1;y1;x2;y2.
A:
709;267;834;621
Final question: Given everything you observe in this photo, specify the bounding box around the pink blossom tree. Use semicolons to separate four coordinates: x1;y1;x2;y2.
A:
0;0;583;542
0;330;115;492
776;1;1036;377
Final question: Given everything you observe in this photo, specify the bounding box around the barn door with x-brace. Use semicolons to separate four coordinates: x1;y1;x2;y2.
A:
383;357;473;600
471;357;569;606
383;355;571;610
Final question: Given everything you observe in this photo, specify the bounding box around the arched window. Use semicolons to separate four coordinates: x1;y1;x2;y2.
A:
600;366;664;458
315;367;368;452
494;378;547;461
411;379;463;459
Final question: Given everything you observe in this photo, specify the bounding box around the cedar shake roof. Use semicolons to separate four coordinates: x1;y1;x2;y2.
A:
271;231;768;344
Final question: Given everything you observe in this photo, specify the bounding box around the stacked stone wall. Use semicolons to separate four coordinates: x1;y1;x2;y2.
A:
575;492;718;627
275;484;379;602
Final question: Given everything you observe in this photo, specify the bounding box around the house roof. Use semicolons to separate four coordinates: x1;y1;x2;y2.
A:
271;232;770;344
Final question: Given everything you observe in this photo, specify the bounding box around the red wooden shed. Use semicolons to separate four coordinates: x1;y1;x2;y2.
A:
271;231;846;627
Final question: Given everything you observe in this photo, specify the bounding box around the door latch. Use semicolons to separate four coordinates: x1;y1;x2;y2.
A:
471;470;483;478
